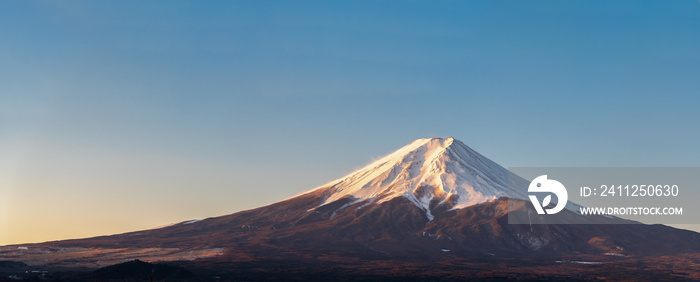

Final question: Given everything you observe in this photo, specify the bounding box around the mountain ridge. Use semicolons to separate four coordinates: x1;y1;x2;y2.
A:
2;137;700;279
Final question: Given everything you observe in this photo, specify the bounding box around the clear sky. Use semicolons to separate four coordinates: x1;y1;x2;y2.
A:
2;1;700;245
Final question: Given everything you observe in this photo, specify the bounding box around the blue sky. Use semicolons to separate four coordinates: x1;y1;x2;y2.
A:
2;1;700;244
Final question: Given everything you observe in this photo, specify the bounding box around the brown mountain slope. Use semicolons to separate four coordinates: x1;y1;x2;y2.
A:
11;189;700;264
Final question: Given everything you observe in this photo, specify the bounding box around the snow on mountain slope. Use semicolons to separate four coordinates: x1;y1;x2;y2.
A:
311;137;529;218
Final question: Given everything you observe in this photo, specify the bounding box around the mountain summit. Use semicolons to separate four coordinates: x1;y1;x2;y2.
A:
310;137;526;221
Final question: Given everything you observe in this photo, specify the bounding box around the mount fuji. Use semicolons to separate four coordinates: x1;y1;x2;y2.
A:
3;137;700;280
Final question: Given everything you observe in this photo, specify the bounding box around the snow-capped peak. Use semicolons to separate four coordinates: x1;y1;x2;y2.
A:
314;137;527;216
